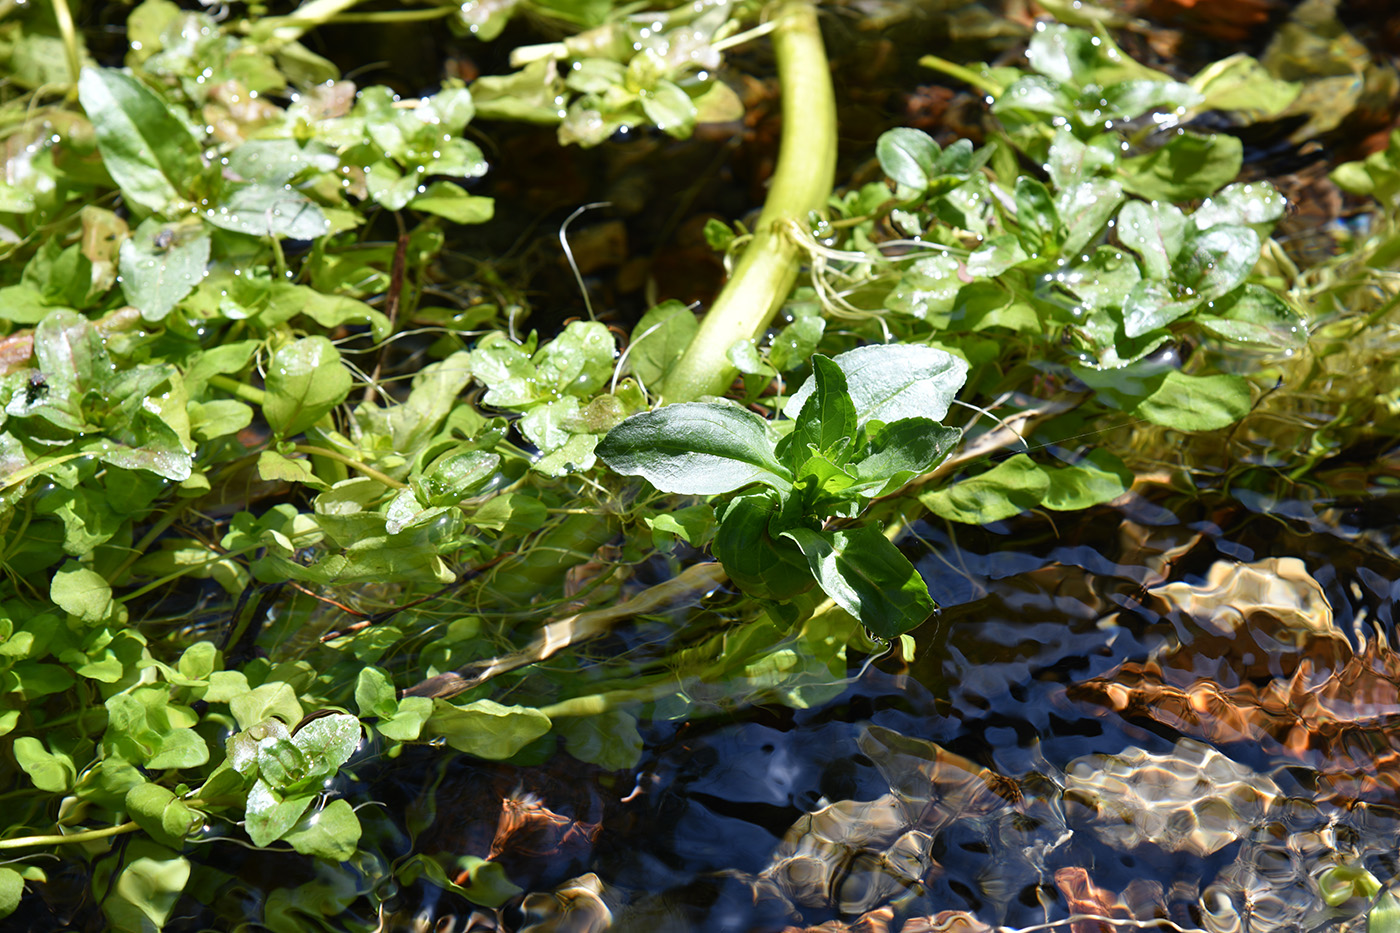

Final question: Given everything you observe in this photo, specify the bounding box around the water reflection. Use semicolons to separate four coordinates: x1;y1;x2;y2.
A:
405;489;1400;933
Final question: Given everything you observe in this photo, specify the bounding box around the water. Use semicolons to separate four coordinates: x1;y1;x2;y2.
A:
387;479;1400;932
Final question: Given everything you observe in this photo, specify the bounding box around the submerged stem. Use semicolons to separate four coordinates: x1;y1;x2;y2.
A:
659;0;836;402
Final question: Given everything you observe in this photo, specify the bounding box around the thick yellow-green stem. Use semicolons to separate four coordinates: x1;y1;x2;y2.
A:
659;0;837;402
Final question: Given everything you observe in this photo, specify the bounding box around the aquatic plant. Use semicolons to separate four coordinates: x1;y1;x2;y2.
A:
0;0;1392;927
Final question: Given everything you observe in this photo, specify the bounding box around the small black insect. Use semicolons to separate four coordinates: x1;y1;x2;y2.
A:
24;371;47;405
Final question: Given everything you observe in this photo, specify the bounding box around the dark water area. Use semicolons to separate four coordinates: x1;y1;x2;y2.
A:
378;476;1400;933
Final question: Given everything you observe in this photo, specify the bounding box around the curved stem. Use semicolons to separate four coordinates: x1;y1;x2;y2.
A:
0;821;139;850
291;445;408;490
659;0;837;402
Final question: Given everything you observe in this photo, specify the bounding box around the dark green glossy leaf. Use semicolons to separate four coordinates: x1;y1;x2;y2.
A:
712;493;814;601
597;402;789;495
77;67;201;212
852;419;961;496
1197;284;1307;348
788;355;856;471
205;182;330;241
780;525;934;638
1056;178;1125;257
1014;176;1058;249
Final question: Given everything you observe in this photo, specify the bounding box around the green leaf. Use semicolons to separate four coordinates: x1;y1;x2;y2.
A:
920;454;1049;524
256;450;329;488
597;402;790;495
1197;284;1307;349
1317;864;1382;908
1192;181;1286;236
966;234;1030;277
13;736;75;792
268;283;391;342
877;128;941;190
780;525;934;639
119;220;210;322
398;853;522;910
263;337;352;437
230;683;305;731
1117;199;1186;280
290;712;360;779
378;696;433;742
534;320;615;399
0;867;21;920
1041;449;1133;510
356;667;397;720
51;562;114;624
77;67;202;212
558;709;643;771
409;181;495;224
1371;889;1400;933
640;79;696;138
1175;225;1260;304
206;183;331;241
282;798;361;861
785;344;969;427
1026;23;1101;84
629;301;697;388
1120;279;1199;338
788;355;857;471
1132;371;1250;431
1119;132;1242;201
884;255;964;321
126;782;199;849
1095;80;1201;123
852;419;961;496
1014;176;1058;249
245;780;318;847
1046;128;1115;190
1189;54;1301;120
712;493;815;601
425;698;551;758
95;840;190;933
1056;178;1125;257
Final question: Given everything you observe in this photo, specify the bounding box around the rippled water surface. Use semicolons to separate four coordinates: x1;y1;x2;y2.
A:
386;480;1400;933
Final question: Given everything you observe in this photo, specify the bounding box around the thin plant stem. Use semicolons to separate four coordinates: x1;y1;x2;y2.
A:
0;821;140;850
